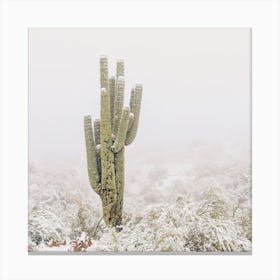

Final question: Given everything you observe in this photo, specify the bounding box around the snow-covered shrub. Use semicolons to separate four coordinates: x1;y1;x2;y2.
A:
28;164;101;249
29;156;252;252
88;182;251;252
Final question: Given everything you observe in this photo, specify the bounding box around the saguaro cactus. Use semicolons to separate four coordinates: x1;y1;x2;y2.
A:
84;56;142;228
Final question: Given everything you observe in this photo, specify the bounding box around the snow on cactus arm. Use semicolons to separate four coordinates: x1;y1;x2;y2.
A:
126;83;142;145
84;116;101;194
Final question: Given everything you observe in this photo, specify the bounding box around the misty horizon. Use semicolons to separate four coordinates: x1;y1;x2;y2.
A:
29;28;251;168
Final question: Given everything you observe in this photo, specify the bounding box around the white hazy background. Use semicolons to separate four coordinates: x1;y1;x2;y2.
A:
29;28;251;169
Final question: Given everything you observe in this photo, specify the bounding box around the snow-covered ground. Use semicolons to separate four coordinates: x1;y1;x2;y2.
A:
28;149;252;253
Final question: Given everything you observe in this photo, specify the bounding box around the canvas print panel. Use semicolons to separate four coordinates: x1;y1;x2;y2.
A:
28;28;251;253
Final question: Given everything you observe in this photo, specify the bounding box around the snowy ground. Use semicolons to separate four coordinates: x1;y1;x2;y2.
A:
28;149;252;253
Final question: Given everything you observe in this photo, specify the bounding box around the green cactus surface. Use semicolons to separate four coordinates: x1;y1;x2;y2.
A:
84;56;142;228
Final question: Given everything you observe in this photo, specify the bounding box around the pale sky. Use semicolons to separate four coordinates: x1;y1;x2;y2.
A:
29;28;251;168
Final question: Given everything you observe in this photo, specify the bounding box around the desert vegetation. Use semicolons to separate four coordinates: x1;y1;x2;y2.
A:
28;152;251;252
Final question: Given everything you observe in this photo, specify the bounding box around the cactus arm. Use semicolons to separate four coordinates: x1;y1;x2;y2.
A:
112;76;125;136
100;88;117;226
109;76;116;126
100;56;108;91
127;89;135;131
84;116;101;194
129;88;135;110
93;119;101;176
93;119;101;145
112;106;130;153
116;59;124;78
93;119;102;178
128;113;134;130
96;147;101;179
125;83;142;145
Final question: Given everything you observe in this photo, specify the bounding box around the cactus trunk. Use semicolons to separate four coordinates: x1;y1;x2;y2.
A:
84;56;142;229
115;148;125;228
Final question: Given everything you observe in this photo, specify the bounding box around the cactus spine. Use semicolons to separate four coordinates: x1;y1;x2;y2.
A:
84;56;142;228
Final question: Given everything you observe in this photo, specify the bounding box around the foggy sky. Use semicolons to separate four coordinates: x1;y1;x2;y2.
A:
29;28;251;168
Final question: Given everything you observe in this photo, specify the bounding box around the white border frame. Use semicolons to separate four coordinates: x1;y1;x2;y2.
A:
0;0;279;279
